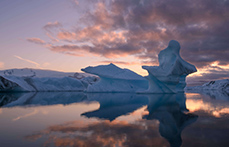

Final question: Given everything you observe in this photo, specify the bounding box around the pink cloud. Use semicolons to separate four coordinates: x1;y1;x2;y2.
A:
27;38;46;45
43;21;62;32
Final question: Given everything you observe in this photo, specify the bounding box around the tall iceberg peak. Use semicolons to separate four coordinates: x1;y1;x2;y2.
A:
82;63;145;80
81;63;148;92
81;40;197;93
142;40;197;93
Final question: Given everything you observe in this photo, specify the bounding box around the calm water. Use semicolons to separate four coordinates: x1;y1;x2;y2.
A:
0;92;228;147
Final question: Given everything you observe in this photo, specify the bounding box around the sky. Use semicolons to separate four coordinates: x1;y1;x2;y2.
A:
0;0;228;86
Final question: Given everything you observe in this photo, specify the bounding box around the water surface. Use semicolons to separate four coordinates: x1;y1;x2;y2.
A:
0;92;228;147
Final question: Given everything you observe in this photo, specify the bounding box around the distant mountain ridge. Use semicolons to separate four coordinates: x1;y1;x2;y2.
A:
186;79;229;91
185;79;229;100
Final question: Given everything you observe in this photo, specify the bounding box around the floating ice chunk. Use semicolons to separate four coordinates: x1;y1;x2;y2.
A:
81;63;148;92
142;40;197;93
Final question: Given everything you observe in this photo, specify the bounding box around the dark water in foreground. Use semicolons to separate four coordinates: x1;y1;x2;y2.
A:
0;92;228;147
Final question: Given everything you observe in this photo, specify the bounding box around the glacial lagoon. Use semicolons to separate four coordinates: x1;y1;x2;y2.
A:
0;92;228;147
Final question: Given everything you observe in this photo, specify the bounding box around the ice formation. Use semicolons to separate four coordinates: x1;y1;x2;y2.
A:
0;40;197;93
186;79;229;91
81;63;148;92
81;40;196;93
0;69;98;92
185;79;229;100
142;40;197;93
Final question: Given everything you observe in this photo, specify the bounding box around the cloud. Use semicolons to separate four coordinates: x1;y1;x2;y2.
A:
57;31;76;41
14;55;41;68
50;43;143;58
47;0;228;66
187;62;229;86
27;38;46;45
0;62;4;68
31;0;229;84
43;21;62;32
42;21;63;43
46;32;59;42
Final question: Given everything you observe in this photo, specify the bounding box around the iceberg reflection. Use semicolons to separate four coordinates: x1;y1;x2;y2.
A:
0;92;87;107
1;92;228;147
0;92;197;147
82;93;148;121
1;92;198;147
143;94;198;147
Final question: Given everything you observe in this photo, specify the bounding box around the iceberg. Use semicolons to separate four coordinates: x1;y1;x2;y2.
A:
187;79;229;91
0;68;98;92
81;63;148;92
142;40;197;93
81;40;196;93
1;40;197;93
185;79;229;100
0;76;85;92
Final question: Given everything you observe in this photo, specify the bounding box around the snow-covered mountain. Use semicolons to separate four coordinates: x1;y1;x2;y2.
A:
186;79;229;91
185;79;229;100
0;68;99;92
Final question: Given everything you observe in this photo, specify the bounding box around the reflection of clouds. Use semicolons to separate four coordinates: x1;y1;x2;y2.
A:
116;106;148;122
186;99;229;117
212;108;229;117
12;109;39;121
26;120;169;147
